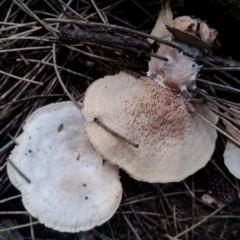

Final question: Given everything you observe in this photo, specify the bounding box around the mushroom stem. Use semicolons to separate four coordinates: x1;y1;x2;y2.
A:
93;118;139;148
7;159;31;184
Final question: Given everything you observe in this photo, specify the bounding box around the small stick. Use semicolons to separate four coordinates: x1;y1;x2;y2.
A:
206;55;240;67
202;67;240;71
0;195;21;204
94;118;139;148
198;57;240;85
56;0;86;21
0;46;52;53
52;43;82;110
0;22;36;32
29;215;35;240
205;104;240;127
7;159;31;184
172;204;227;239
148;52;168;61
0;70;43;85
13;0;57;36
85;1;122;20
0;21;36;26
197;78;240;94
192;111;240;148
210;160;239;192
0;141;15;155
197;89;240;120
2;94;67;106
0;162;7;171
64;44;123;64
0;221;39;233
173;205;178;235
183;181;195;198
210;96;240;107
16;58;94;80
44;18;182;50
0;36;53;43
130;0;156;21
120;196;158;207
58;28;150;51
7;134;18;145
107;13;136;29
122;214;141;240
91;0;106;23
214;74;231;86
155;184;172;211
92;230;112;240
0;211;28;215
116;210;163;217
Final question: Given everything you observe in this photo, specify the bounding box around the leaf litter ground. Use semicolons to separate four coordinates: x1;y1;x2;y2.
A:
1;0;240;239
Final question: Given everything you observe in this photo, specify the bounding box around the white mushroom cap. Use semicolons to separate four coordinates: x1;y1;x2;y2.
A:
7;101;122;233
224;141;240;179
82;72;218;183
147;42;201;91
223;120;240;179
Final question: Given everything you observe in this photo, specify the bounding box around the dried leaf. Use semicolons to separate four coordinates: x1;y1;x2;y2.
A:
165;25;210;51
149;0;173;43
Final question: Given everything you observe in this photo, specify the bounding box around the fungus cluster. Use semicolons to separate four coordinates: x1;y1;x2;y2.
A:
82;14;218;183
7;10;220;234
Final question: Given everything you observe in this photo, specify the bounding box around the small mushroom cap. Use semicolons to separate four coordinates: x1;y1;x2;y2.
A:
7;101;122;233
173;16;210;42
82;72;218;183
147;43;201;91
177;16;217;44
223;121;240;179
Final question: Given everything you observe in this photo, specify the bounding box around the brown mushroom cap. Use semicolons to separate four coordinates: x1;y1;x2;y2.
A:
7;101;122;233
82;72;218;183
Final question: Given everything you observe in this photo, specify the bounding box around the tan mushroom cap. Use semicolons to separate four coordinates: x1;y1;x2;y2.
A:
82;72;218;183
223;119;240;179
7;101;122;233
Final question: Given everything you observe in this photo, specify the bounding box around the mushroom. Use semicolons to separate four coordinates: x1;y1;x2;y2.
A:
7;101;122;233
223;118;240;179
147;42;201;91
82;71;218;183
147;15;218;91
173;16;210;41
